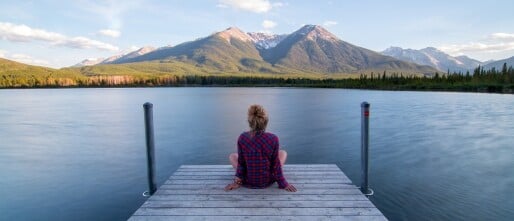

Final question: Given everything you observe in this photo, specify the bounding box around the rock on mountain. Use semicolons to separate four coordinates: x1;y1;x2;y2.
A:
382;46;482;73
484;56;514;70
261;25;436;73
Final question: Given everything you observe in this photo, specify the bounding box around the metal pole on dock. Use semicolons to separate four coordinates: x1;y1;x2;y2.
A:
360;102;373;195
143;102;157;196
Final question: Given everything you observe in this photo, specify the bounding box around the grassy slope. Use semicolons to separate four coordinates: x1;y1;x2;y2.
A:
0;58;83;78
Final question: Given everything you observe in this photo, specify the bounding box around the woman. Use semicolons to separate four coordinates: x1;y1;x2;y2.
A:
225;105;297;192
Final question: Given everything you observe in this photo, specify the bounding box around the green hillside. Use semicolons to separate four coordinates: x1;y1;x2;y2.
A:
0;58;84;87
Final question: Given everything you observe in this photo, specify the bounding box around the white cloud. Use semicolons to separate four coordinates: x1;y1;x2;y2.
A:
439;33;514;55
0;22;65;42
0;49;5;57
323;20;338;27
218;0;273;13
98;29;121;38
490;33;514;41
0;22;119;51
57;37;119;51
262;20;277;29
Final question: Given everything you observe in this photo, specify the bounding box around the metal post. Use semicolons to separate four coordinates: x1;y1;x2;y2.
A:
360;102;372;195
143;102;157;196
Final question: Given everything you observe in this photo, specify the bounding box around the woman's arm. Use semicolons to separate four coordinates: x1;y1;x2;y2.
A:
270;136;289;189
235;135;247;181
226;135;247;191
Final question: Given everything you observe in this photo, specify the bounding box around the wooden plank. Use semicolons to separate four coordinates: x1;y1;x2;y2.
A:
133;207;383;216
167;175;351;180
159;183;357;190
128;164;387;221
165;179;352;185
154;188;362;195
176;168;342;172
172;171;345;176
179;164;339;169
147;194;369;201
128;215;388;221
142;200;375;208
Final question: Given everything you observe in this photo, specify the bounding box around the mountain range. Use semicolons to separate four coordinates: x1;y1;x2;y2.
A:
74;46;156;67
381;47;483;73
484;56;514;70
73;25;437;75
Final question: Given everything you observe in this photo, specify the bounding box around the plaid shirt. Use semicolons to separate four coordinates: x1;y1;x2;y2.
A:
235;131;289;189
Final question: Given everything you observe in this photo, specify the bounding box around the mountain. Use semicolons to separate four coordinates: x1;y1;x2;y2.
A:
74;25;437;75
261;25;436;73
382;46;482;73
101;54;124;64
72;46;156;67
107;46;156;64
121;27;275;72
73;57;105;67
484;56;514;70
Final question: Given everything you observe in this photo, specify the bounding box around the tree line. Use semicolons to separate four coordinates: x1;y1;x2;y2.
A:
1;63;513;93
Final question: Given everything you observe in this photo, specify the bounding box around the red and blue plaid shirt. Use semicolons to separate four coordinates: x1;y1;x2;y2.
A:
235;131;289;189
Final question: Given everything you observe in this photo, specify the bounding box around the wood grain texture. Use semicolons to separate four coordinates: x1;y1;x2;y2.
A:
128;164;387;220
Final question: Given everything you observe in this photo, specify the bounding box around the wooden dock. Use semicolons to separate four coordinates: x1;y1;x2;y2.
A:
128;164;387;221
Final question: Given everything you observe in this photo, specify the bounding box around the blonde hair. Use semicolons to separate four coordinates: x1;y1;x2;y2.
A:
247;104;268;132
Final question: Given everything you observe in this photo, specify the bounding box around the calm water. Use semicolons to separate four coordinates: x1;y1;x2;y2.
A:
0;88;513;221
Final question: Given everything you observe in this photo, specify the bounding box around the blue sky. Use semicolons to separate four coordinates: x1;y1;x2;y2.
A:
1;0;513;68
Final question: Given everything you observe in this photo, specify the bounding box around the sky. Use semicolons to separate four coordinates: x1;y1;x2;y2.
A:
1;0;514;68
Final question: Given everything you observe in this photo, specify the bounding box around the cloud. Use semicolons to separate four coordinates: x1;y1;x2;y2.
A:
98;29;120;38
323;20;338;27
0;50;49;66
218;0;273;13
490;33;514;41
262;20;277;29
439;32;514;55
0;22;119;51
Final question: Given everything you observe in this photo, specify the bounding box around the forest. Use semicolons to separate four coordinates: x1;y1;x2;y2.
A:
1;64;513;93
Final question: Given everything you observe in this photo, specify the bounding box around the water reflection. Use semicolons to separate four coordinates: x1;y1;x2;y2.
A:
0;88;513;221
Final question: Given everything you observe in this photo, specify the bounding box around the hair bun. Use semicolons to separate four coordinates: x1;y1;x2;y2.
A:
247;105;269;132
249;105;265;118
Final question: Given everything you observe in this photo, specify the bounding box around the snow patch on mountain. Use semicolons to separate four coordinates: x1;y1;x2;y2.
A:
247;32;287;49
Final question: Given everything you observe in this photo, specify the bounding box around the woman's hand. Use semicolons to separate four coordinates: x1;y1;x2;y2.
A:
284;184;297;192
224;183;241;191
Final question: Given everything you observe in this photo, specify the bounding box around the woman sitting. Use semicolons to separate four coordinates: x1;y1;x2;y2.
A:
225;105;297;192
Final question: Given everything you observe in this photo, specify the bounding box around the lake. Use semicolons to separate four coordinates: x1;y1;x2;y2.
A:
0;88;513;221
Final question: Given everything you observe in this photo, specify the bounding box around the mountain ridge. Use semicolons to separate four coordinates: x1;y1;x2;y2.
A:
484;56;514;70
382;46;482;73
71;25;438;75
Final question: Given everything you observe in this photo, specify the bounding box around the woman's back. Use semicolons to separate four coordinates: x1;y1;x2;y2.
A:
225;104;296;192
235;131;288;188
